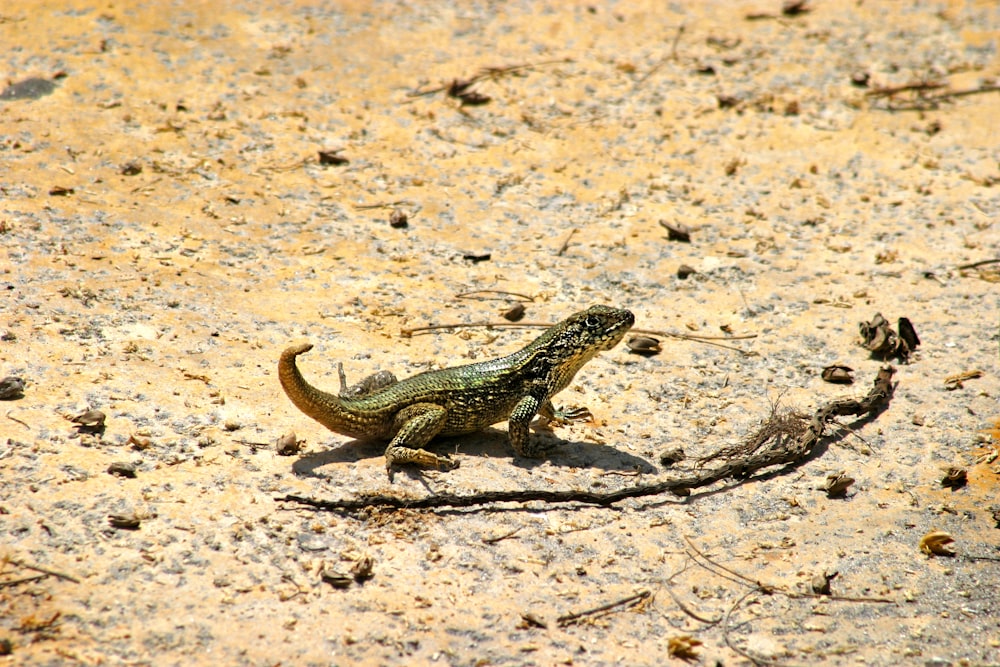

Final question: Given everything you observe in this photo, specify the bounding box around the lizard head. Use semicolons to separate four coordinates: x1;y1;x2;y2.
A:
573;305;635;351
535;304;635;369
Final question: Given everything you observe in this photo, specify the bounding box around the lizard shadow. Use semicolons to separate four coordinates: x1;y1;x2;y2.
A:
291;426;656;477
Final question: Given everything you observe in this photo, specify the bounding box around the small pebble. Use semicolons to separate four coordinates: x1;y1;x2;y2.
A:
72;409;106;428
389;208;408;228
108;461;138;478
275;432;301;456
502;304;525;322
0;376;25;400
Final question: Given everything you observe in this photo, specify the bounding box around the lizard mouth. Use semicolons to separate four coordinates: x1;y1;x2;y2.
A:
602;309;635;349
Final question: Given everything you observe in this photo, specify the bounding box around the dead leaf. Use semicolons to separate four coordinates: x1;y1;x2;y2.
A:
940;467;967;490
822;472;854;498
626;336;661;355
821;365;854;384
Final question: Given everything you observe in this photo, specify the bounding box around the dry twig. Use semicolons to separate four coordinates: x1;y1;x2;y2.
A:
556;589;651;627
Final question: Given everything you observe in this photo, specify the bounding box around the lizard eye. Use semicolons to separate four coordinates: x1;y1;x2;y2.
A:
584;315;601;329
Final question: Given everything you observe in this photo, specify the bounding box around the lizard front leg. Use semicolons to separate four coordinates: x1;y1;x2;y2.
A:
510;397;593;457
384;403;459;474
508;395;548;458
537;399;593;428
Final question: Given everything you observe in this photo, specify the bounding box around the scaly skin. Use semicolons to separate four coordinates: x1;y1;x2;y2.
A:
278;305;634;474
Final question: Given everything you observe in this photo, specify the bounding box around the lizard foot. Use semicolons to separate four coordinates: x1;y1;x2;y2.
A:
515;438;558;459
537;406;593;430
385;447;460;476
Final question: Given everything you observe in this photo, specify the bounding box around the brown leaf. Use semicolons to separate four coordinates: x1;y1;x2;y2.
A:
626;335;661;355
859;313;895;355
822;471;854;498
940;467;967;490
898;317;920;350
821;365;854;384
518;612;547;629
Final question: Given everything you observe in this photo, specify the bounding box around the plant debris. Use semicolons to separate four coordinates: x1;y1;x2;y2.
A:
859;313;919;361
944;370;982;390
408;59;569;104
811;570;838;595
556;590;651;627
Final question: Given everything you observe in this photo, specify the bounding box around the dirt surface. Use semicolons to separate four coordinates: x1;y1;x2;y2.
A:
2;0;999;665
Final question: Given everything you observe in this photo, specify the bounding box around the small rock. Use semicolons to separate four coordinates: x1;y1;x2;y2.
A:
0;376;25;400
108;461;138;478
71;409;106;428
275;432;301;456
389;208;408;228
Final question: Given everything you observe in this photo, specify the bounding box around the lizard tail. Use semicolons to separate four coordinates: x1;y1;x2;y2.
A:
278;343;353;434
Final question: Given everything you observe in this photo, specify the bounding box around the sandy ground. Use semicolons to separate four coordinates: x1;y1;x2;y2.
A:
2;0;999;665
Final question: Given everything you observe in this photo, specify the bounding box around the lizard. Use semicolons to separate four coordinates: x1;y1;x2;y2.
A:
278;304;635;474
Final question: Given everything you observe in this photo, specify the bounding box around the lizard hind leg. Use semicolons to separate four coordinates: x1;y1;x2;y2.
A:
338;363;398;399
384;403;459;475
